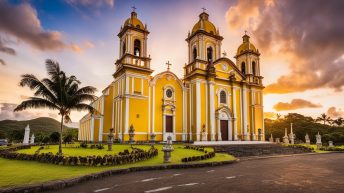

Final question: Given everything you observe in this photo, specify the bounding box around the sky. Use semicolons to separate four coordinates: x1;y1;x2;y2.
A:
1;0;344;126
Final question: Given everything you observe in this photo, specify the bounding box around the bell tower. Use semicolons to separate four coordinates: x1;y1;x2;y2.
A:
234;33;262;85
114;9;152;77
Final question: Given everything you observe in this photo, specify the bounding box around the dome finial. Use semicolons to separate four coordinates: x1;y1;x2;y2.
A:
131;6;137;18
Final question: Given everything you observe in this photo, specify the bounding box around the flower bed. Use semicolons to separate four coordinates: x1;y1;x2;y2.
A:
181;145;216;162
0;145;158;167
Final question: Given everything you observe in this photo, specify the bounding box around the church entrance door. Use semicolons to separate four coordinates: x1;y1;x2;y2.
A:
220;120;228;141
165;115;173;133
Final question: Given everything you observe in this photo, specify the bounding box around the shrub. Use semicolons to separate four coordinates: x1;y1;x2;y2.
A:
80;142;87;148
96;143;104;149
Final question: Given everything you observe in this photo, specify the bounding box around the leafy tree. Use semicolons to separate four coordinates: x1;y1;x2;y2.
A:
14;59;96;155
7;130;24;143
50;131;60;143
276;113;282;120
316;113;332;125
333;117;344;126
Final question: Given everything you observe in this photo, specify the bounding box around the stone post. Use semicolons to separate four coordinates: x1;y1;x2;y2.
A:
328;141;334;147
129;124;135;144
201;124;207;141
162;136;174;163
305;133;310;145
289;123;295;145
107;128;114;151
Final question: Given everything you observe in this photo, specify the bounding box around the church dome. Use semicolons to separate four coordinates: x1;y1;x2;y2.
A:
236;34;258;55
123;11;144;29
191;12;217;35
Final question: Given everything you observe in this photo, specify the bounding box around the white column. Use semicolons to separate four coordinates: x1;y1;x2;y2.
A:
189;84;192;140
182;88;187;141
233;88;238;140
228;118;232;141
251;90;256;140
90;117;94;142
196;81;201;141
209;81;215;141
148;85;151;135
125;75;129;135
217;118;221;141
152;84;155;133
243;86;249;140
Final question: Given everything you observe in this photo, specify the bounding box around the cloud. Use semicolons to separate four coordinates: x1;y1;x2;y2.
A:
225;0;344;94
66;0;115;8
0;59;5;66
0;1;83;60
273;99;322;111
0;103;58;121
327;107;344;118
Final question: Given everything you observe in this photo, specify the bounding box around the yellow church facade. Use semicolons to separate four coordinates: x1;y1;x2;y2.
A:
78;10;265;142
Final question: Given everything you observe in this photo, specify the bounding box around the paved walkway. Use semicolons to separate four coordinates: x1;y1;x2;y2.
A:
48;153;344;193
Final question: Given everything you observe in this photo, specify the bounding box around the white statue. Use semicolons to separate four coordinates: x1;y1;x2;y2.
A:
289;123;295;145
30;134;35;144
23;124;30;145
269;134;274;142
305;133;310;145
316;132;322;148
283;128;289;144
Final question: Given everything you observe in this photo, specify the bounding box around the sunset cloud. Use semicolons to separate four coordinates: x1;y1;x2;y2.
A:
0;0;83;63
0;103;57;121
327;107;344;118
0;59;5;66
226;0;344;94
273;99;322;111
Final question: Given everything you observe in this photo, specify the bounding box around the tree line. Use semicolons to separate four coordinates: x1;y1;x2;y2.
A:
265;113;344;145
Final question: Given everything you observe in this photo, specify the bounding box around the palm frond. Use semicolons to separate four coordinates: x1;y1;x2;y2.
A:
14;97;59;112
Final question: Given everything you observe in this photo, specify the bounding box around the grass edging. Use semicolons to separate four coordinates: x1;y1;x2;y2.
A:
0;159;238;193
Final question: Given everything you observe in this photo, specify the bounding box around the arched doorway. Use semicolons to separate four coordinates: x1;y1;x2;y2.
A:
216;107;232;141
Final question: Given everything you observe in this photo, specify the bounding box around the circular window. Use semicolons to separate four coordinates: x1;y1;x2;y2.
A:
166;89;173;98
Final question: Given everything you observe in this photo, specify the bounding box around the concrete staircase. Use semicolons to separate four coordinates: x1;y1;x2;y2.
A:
212;144;313;157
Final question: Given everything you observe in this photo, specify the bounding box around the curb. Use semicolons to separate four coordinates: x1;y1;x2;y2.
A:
0;159;238;193
238;151;343;161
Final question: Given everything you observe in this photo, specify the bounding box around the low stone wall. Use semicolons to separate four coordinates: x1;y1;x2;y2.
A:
181;145;216;162
0;146;158;167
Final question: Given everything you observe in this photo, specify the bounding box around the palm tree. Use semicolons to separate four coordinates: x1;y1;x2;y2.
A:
14;59;97;155
316;113;332;125
276;113;282;120
333;117;344;126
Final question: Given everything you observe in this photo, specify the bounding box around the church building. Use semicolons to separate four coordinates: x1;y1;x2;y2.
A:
78;10;265;142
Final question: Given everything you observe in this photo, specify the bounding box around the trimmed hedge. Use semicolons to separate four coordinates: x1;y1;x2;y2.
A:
287;144;315;152
181;145;216;162
319;146;344;151
0;145;158;167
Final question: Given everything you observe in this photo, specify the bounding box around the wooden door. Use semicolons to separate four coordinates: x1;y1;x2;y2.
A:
220;120;228;141
165;116;173;133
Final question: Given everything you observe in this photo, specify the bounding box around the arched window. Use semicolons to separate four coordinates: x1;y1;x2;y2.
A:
122;42;126;55
252;61;256;75
193;47;197;61
220;90;226;104
207;47;213;62
134;39;141;56
241;62;246;74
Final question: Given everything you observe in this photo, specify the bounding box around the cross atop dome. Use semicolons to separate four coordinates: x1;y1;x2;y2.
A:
202;7;206;12
166;61;172;71
131;6;137;12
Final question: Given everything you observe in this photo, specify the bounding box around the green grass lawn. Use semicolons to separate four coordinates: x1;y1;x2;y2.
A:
0;144;235;188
